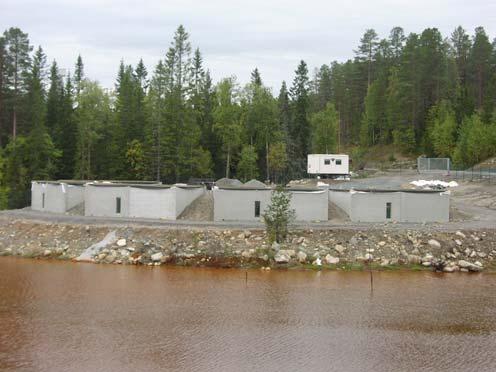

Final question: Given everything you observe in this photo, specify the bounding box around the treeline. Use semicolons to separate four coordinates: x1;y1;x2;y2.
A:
1;25;496;209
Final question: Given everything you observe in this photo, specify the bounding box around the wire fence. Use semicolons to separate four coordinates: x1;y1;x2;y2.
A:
448;168;496;183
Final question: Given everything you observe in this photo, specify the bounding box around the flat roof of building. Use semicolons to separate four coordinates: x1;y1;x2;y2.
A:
86;182;202;189
328;187;447;194
216;185;324;192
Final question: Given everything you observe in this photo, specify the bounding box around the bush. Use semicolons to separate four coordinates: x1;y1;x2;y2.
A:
263;186;295;243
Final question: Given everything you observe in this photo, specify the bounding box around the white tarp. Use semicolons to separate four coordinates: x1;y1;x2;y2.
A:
410;180;458;188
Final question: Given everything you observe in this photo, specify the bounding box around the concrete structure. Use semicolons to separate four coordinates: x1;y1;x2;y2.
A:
84;183;204;219
307;154;349;176
213;186;328;222
31;181;85;213
328;188;450;223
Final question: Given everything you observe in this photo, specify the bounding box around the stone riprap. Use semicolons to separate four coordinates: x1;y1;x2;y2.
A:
0;219;495;272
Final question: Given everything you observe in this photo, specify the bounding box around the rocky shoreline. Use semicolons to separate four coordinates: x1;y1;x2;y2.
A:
0;218;495;273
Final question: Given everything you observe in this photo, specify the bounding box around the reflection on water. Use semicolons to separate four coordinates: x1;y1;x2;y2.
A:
0;258;495;372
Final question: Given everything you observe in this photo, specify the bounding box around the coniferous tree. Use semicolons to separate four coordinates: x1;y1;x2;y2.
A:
289;60;310;176
2;27;32;139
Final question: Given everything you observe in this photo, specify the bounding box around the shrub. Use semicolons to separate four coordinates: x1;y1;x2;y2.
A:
263;186;295;243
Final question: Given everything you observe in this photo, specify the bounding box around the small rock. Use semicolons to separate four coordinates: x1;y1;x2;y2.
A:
324;254;339;265
243;230;252;239
378;241;386;247
274;251;290;264
297;237;305;244
116;239;127;247
271;242;280;250
380;259;390;266
458;260;483;272
364;253;373;261
313;257;322;266
455;239;462;246
151;252;163;262
241;250;252;258
297;251;307;263
43;249;52;257
428;239;441;249
407;255;421;264
455;231;466;239
334;244;346;254
422;261;431;267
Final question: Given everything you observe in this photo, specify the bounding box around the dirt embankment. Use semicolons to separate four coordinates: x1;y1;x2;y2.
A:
0;218;495;273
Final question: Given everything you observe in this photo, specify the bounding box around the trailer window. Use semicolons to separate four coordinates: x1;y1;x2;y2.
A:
386;202;392;219
116;197;122;214
254;201;261;217
324;159;331;165
336;159;342;165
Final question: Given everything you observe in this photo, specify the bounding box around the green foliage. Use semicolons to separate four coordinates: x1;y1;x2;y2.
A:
268;142;288;183
453;113;496;168
191;147;214;178
392;127;416;154
237;144;258;182
213;77;242;178
263;186;295;243
428;100;457;157
74;79;111;179
125;140;146;180
310;102;338;153
3;137;30;208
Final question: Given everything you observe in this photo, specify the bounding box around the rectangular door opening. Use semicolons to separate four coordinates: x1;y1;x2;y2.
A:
42;193;45;209
386;202;392;219
254;201;261;217
116;197;122;214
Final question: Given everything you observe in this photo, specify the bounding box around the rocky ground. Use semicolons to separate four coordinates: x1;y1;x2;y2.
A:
0;218;495;273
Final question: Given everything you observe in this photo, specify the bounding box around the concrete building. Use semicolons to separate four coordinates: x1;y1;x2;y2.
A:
213;186;328;222
84;183;204;219
31;181;85;213
328;188;450;223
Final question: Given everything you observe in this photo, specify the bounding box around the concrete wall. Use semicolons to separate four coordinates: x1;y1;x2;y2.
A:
343;191;450;223
214;188;328;222
400;192;450;223
291;190;328;221
128;187;175;219
84;185;130;217
174;187;204;216
31;182;84;213
328;190;351;215
214;189;271;221
350;192;401;222
85;185;204;220
65;185;85;210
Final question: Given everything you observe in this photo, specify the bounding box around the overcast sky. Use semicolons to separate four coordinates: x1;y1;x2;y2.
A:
2;0;496;91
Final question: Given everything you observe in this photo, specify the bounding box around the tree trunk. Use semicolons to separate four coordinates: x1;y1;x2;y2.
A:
225;145;230;178
266;138;269;182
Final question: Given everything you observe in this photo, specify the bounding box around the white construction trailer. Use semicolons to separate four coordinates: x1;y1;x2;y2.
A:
307;154;349;177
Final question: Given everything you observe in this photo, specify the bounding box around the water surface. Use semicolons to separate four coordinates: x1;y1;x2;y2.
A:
0;258;495;371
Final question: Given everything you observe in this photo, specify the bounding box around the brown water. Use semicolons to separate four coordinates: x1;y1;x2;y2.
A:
0;258;495;372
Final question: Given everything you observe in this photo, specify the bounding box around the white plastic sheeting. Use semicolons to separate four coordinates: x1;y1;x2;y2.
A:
410;180;458;188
